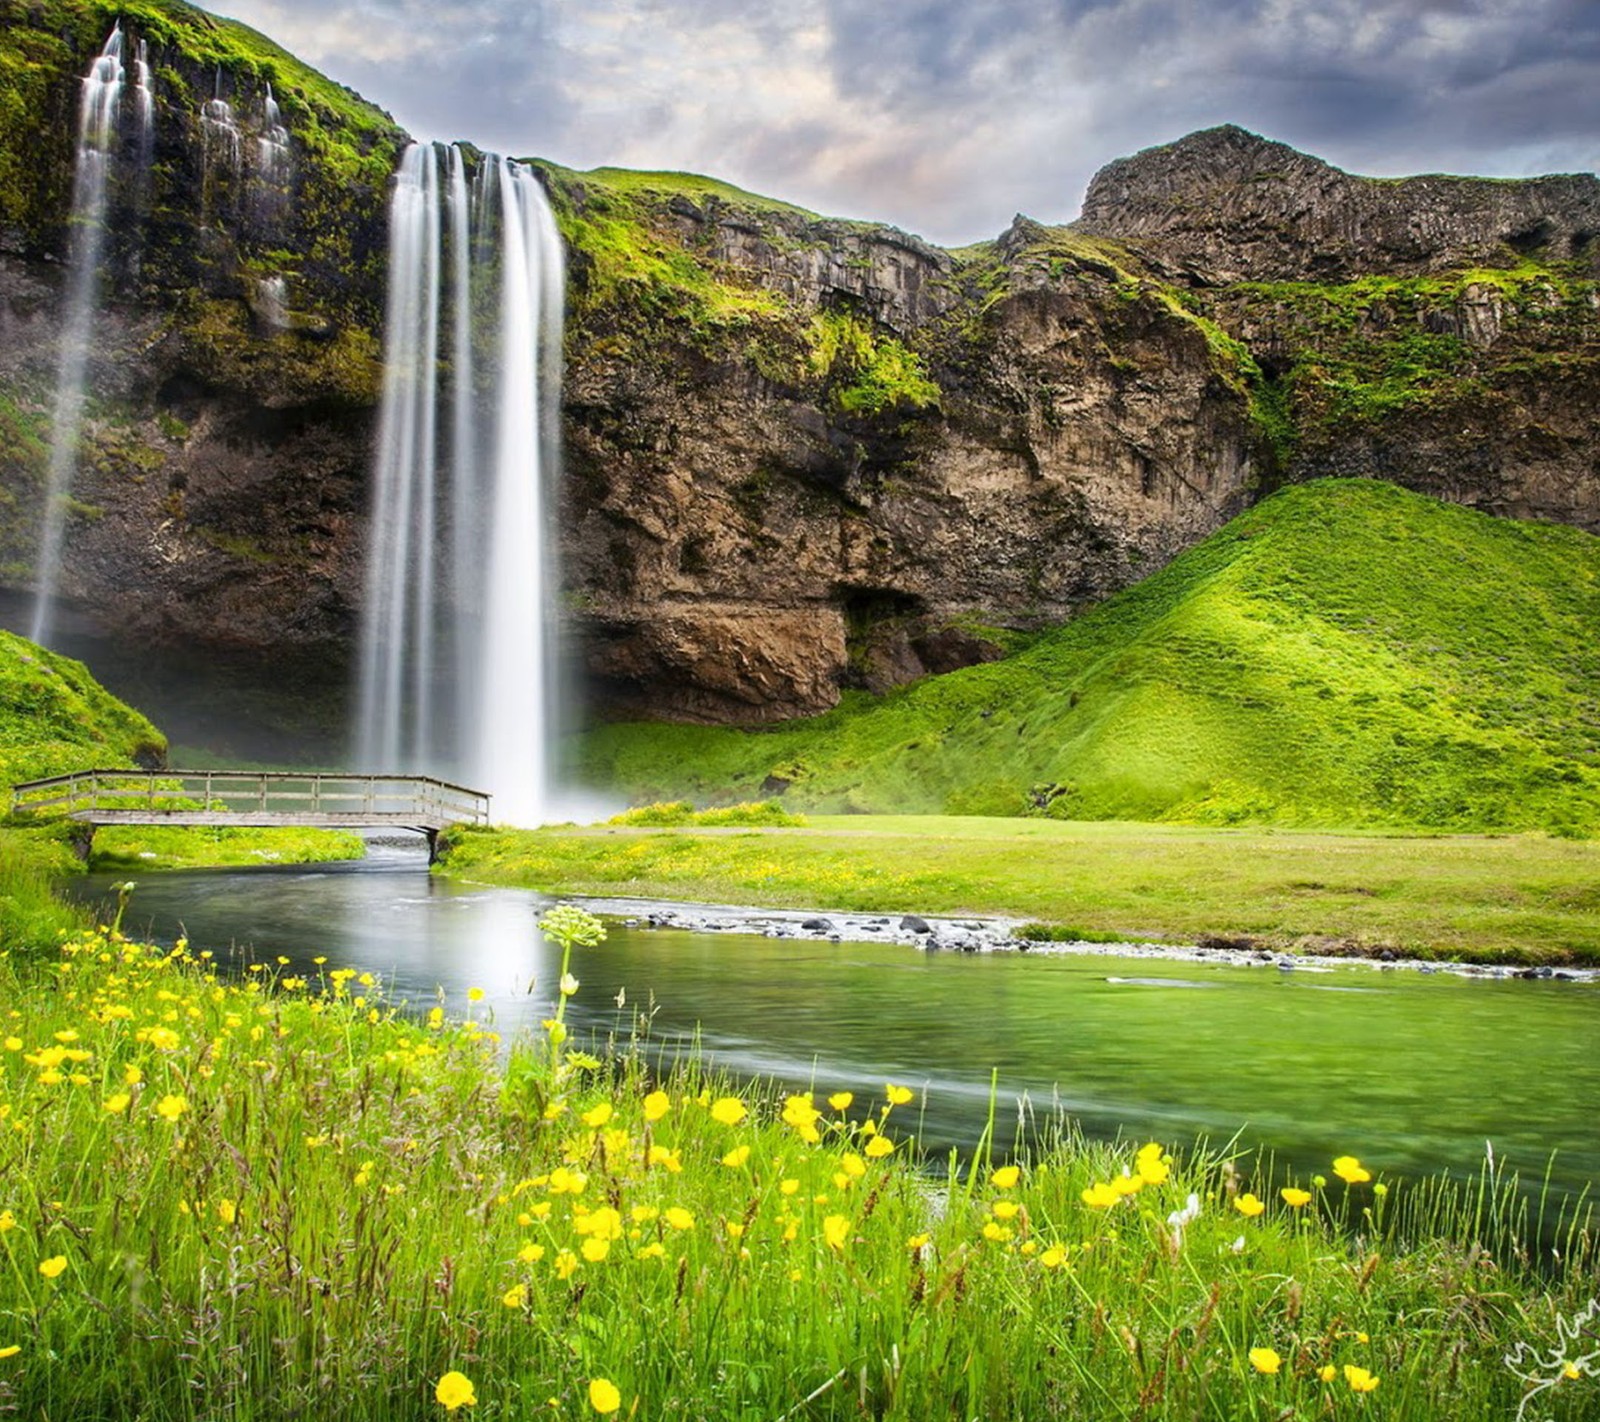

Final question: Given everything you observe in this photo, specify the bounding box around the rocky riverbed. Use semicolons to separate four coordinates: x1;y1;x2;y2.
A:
573;895;1600;983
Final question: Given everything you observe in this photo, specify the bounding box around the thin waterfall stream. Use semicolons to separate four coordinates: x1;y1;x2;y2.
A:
30;23;153;646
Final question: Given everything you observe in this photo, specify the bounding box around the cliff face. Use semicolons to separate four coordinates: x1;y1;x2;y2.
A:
1077;124;1600;284
0;5;1596;741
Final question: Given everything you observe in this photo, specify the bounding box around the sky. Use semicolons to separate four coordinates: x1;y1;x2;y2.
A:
213;0;1600;248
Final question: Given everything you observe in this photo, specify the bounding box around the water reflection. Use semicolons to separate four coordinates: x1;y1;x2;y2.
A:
79;843;1600;1201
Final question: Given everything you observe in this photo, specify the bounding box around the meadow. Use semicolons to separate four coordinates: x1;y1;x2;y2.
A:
1;900;1596;1421
440;814;1600;966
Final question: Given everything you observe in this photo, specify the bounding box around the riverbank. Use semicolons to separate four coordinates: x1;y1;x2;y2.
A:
439;815;1600;967
0;913;1593;1421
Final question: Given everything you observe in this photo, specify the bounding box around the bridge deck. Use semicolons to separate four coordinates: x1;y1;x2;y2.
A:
8;769;491;841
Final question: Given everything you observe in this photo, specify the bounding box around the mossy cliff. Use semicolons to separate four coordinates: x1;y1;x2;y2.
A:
0;8;1596;736
0;0;403;730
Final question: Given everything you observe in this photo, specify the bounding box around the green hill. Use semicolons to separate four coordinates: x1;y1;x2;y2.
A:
0;629;166;791
580;480;1600;834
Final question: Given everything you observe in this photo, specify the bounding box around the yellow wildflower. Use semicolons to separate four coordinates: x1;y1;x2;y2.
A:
1135;1143;1171;1185
554;1250;580;1279
217;1199;237;1225
992;1165;1020;1190
663;1206;695;1231
779;1179;799;1196
0;1211;13;1232
1332;1156;1372;1184
1234;1193;1266;1218
646;1145;682;1173
822;1214;850;1250
102;1092;131;1114
467;987;484;1002
1281;1187;1312;1208
1343;1365;1380;1393
992;1200;1019;1221
885;1084;913;1106
1081;1181;1120;1208
906;1232;932;1250
548;1166;587;1195
0;1345;18;1359
1318;1365;1337;1383
580;1102;613;1129
1249;1347;1282;1375
827;1091;854;1111
154;1094;188;1122
518;1243;545;1264
588;1378;622;1415
502;1284;525;1308
840;1152;867;1179
721;1145;752;1168
642;1090;671;1122
580;1237;611;1262
435;1371;476;1410
38;1256;68;1279
1040;1245;1067;1268
709;1096;747;1126
864;1134;895;1159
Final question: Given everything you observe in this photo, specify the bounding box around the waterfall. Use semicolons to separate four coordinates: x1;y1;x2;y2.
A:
30;24;127;646
356;143;566;825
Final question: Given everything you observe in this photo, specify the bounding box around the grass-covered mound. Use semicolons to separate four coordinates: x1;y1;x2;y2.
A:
582;480;1600;834
0;909;1592;1420
0;629;359;910
0;628;166;790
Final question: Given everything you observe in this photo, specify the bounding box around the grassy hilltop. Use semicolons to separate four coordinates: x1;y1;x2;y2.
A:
582;480;1600;836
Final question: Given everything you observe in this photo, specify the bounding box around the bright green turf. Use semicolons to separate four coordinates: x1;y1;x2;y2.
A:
580;480;1600;835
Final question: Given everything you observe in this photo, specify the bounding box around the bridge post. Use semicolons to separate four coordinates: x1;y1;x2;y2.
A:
69;822;95;862
425;828;440;864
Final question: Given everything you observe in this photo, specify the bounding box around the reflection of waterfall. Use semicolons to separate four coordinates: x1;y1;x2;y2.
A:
31;24;129;646
356;142;565;826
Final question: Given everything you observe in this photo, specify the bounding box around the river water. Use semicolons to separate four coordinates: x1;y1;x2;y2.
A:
76;843;1599;1203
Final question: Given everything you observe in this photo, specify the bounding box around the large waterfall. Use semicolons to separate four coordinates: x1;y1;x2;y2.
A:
355;143;566;826
30;23;153;646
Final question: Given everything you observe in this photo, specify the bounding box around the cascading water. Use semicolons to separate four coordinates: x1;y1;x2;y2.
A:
355;143;566;826
30;24;129;646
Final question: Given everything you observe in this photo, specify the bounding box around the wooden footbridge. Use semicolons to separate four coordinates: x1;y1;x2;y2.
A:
8;769;491;859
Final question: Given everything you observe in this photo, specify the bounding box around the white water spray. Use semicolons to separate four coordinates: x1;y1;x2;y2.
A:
30;24;127;645
356;144;565;825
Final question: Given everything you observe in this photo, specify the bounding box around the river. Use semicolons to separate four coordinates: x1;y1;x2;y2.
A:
75;842;1600;1205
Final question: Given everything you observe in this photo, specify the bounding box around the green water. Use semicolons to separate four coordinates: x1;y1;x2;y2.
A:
79;846;1600;1201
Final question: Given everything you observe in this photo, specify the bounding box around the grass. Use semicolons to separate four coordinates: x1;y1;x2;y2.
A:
439;815;1600;966
87;823;366;869
579;481;1600;836
0;907;1594;1420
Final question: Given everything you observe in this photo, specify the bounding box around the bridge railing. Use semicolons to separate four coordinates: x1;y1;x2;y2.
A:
8;770;492;826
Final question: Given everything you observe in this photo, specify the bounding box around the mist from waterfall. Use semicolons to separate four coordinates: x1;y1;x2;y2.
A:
30;23;147;646
355;142;566;827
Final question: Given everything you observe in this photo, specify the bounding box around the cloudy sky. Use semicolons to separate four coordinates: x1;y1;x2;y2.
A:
214;0;1599;247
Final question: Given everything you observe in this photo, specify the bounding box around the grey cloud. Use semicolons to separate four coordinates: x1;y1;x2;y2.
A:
210;0;1599;246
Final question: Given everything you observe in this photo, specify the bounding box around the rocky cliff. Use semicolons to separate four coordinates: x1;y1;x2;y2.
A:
0;6;1596;745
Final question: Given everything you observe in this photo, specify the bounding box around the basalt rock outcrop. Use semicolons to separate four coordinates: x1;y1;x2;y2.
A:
0;5;1596;742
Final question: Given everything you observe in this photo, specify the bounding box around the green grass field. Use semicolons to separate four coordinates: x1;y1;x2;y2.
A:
0;908;1592;1420
441;815;1600;965
581;481;1600;836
